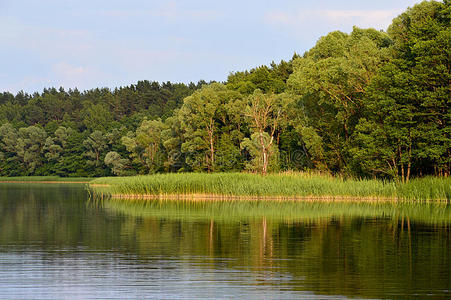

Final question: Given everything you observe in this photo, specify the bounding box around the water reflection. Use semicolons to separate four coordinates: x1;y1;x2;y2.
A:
102;199;450;299
0;183;449;299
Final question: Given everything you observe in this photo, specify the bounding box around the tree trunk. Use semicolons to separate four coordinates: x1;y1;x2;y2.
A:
210;138;215;172
262;149;268;175
406;162;411;182
208;118;215;172
401;163;405;183
406;139;412;182
259;131;268;175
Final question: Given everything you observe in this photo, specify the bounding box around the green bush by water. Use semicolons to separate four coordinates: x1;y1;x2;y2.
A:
90;173;451;202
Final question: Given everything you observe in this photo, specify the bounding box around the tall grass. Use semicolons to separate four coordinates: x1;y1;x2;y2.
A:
90;173;451;202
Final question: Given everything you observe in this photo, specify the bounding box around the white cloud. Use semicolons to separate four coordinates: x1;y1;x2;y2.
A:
266;8;404;31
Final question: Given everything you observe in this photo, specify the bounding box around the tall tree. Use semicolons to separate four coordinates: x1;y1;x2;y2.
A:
122;118;167;173
161;114;186;172
0;123;20;175
104;151;129;175
16;126;48;174
352;0;450;180
288;27;392;172
83;130;108;167
178;83;229;171
243;90;291;174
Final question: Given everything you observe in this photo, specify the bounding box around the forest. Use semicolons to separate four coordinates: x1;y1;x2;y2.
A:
0;1;449;182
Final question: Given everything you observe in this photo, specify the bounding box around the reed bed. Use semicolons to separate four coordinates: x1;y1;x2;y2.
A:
90;173;451;202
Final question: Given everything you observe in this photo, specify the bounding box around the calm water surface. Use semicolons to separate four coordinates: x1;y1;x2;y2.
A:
0;183;449;299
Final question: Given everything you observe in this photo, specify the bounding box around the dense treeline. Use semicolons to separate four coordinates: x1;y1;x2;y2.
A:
0;81;204;176
0;1;449;181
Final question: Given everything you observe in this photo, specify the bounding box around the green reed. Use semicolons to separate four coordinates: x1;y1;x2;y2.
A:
90;173;450;202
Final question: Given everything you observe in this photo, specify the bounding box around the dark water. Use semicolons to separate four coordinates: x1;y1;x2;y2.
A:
0;184;449;299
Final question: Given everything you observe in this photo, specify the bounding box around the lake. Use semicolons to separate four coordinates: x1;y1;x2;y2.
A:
0;183;449;299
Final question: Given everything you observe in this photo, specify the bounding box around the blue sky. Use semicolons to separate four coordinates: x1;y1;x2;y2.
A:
1;0;420;93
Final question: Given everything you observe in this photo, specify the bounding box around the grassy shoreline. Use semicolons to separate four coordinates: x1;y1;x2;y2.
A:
90;173;450;202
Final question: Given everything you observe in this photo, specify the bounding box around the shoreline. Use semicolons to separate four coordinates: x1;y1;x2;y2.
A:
89;173;450;203
103;193;432;203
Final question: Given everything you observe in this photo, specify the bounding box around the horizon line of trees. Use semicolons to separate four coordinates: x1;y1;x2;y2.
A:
0;0;449;182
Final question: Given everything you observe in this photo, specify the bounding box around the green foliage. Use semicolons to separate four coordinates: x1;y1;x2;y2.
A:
215;133;244;172
0;81;200;176
2;125;48;174
243;90;292;173
161;115;186;172
288;27;392;173
227;60;293;95
352;1;450;180
178;83;238;171
81;103;115;132
84;130;108;167
104;151;129;176
0;123;21;175
0;1;448;179
240;132;279;172
295;125;327;170
122;118;167;174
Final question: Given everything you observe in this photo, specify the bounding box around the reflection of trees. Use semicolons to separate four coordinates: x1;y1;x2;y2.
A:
107;212;449;298
0;184;124;249
105;203;450;299
0;187;449;299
